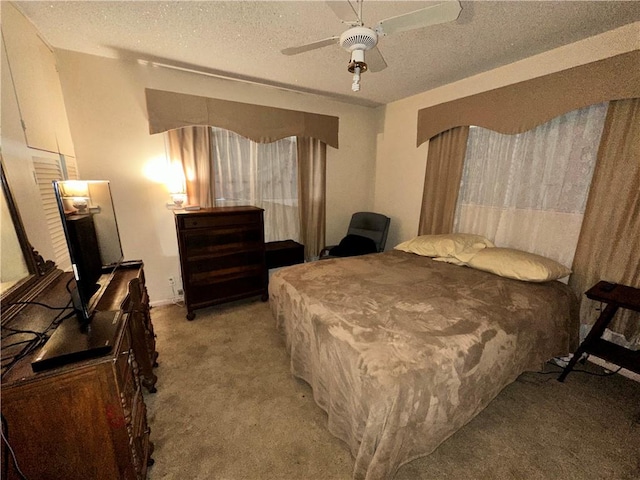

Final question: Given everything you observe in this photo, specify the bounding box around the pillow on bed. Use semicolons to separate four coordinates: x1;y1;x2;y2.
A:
394;233;494;262
431;256;466;266
466;247;571;282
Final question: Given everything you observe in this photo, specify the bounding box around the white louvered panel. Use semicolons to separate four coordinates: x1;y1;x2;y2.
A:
32;156;71;270
51;237;70;275
41;198;59;210
51;230;66;245
38;189;58;202
63;156;79;180
33;157;60;172
45;217;60;234
51;236;67;252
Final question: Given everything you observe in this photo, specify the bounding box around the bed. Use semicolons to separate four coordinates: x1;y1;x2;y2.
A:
269;247;579;480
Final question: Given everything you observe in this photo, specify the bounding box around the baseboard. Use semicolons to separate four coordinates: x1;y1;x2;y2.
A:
587;355;640;383
150;296;184;307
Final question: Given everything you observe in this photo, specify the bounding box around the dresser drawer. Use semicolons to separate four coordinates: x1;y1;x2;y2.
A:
115;323;138;417
180;212;261;230
115;319;133;385
182;226;263;255
186;249;264;274
130;388;147;444
190;264;265;285
128;388;148;477
188;274;266;306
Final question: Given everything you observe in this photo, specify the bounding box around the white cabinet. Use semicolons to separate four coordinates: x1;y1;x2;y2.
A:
2;2;75;156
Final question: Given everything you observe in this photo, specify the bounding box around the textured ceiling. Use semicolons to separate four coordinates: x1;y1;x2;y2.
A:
14;1;640;107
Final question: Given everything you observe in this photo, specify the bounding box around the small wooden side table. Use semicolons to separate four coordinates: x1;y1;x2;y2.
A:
558;281;640;382
265;240;304;269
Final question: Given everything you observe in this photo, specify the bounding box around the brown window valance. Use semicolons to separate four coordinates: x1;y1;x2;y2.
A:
416;50;640;146
145;88;339;148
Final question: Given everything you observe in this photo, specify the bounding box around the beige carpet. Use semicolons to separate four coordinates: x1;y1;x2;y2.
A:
144;298;640;480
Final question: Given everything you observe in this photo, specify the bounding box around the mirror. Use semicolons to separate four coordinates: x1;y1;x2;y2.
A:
0;178;29;291
1;158;59;322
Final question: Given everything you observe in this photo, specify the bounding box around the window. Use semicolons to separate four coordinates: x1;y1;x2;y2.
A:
453;103;608;268
211;127;299;243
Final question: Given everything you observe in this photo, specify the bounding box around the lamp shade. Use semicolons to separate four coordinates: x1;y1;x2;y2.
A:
60;180;89;198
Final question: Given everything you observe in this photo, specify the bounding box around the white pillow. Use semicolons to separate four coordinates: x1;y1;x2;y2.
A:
395;233;495;263
466;247;571;282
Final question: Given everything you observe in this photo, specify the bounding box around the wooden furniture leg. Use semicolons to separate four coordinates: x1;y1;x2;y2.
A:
558;303;618;382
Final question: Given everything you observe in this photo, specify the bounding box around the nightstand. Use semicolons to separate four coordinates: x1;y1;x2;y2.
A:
558;281;640;382
265;240;304;269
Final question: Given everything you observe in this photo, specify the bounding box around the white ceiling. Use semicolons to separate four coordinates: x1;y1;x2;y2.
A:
14;1;640;107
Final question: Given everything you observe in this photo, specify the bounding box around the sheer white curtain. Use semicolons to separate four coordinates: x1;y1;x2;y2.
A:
453;103;608;269
211;127;300;243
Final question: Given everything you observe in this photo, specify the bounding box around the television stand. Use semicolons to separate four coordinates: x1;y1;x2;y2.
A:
31;310;121;372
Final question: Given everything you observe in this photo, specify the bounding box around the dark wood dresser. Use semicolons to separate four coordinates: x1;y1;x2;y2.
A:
1;261;157;480
174;206;268;320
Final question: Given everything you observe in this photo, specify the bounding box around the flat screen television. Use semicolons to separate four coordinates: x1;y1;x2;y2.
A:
31;180;125;372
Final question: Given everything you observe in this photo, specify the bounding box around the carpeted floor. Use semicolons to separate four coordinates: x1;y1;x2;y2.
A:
144;298;640;480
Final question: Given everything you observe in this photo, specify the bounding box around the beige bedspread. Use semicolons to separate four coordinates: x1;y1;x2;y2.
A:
269;250;578;480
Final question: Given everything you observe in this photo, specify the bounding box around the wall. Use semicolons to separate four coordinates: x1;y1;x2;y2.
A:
374;22;640;250
54;51;379;304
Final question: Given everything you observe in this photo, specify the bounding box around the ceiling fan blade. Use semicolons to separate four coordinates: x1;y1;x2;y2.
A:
367;46;387;72
281;37;340;56
326;1;359;23
374;0;462;36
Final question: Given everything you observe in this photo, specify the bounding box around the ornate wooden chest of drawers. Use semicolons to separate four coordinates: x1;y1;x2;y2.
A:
1;262;156;480
174;206;268;320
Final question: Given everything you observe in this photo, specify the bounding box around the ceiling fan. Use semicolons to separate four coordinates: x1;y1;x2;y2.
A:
281;0;462;92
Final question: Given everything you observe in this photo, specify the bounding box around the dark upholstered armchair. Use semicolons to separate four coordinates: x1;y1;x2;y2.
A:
320;212;391;259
